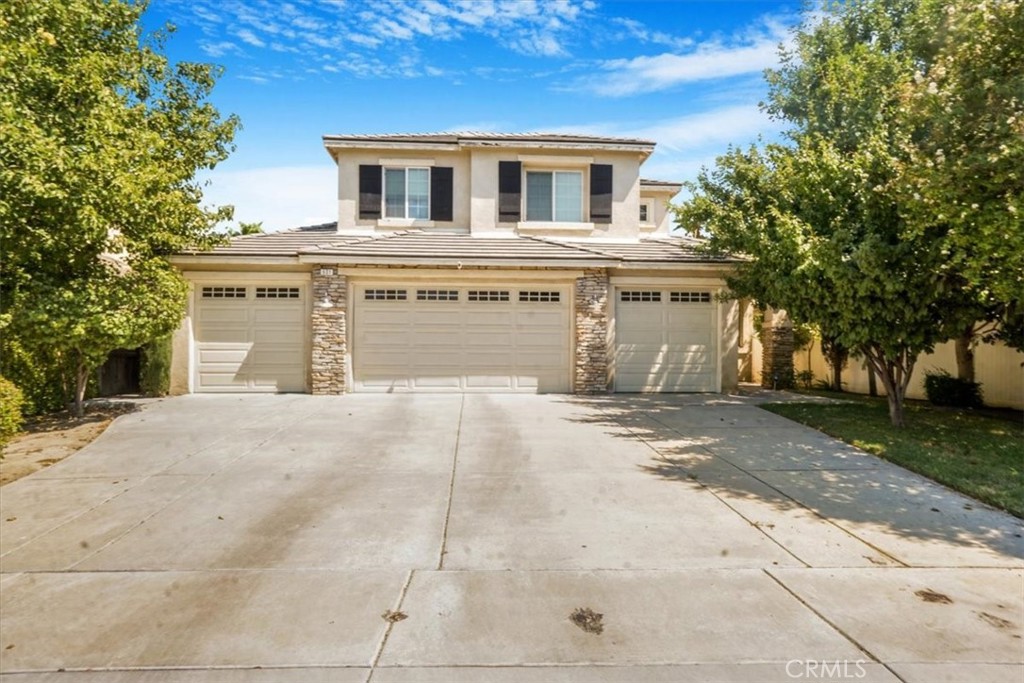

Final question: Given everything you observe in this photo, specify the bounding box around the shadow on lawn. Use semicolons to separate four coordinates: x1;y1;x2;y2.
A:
566;394;1024;565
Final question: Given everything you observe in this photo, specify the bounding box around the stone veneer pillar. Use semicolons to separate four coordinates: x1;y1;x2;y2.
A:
311;266;347;394
574;268;610;394
761;308;794;389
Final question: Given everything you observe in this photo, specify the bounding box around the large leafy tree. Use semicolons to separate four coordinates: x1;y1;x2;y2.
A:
678;0;1022;426
0;0;238;415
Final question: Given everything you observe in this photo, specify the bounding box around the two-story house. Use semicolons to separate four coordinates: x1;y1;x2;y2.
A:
169;133;739;395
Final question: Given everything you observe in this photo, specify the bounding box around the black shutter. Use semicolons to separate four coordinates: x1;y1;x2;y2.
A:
359;165;382;219
498;160;522;222
590;164;613;224
430;166;453;222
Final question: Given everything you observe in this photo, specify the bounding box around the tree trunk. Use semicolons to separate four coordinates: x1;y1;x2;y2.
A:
827;347;844;392
954;326;975;383
73;357;89;418
862;345;917;428
867;361;878;397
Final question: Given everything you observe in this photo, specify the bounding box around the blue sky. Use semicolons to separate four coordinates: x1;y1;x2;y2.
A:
143;0;802;231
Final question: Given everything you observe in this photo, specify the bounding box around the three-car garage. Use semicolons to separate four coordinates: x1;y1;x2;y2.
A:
189;275;721;395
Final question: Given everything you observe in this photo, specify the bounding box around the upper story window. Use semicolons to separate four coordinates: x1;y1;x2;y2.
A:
525;170;583;222
498;161;612;225
359;164;453;222
639;201;651;224
384;167;430;219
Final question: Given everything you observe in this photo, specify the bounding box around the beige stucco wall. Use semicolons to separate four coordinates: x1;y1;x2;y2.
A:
793;337;1023;409
169;301;192;396
335;145;646;239
639;189;679;236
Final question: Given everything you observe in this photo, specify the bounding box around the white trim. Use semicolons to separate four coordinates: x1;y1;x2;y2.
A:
377;218;436;228
609;274;724;285
340;268;584;282
182;271;310;282
517;154;593;166
379;158;436;166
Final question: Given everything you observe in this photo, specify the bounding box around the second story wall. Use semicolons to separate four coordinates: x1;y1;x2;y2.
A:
326;134;665;240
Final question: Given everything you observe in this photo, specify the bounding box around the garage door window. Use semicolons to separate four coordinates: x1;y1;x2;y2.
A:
256;287;300;299
202;286;247;299
417;289;459;301
519;290;560;303
365;289;408;301
670;291;711;303
620;291;661;302
467;290;510;302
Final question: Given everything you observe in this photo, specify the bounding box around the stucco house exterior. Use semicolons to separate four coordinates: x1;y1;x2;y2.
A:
169;132;739;395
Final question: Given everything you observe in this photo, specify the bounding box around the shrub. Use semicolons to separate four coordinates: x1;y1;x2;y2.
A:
140;334;173;396
795;369;815;389
0;376;26;450
923;370;984;408
0;339;72;415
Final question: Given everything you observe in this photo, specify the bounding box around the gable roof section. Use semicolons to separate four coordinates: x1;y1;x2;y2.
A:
173;223;734;267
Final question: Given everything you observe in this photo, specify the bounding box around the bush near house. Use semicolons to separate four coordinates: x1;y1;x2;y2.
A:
140;335;173;396
924;370;984;408
0;377;26;450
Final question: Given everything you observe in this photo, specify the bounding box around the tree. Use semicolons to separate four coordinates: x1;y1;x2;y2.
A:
678;0;1021;427
0;0;238;415
227;221;264;236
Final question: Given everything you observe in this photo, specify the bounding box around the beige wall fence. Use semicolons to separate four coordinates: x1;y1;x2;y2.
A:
790;338;1023;410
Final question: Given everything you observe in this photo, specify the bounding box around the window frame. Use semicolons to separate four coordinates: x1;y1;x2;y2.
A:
524;169;584;222
383;166;431;220
639;200;653;225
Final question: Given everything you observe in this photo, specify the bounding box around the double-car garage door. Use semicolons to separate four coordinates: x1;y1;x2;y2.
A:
352;284;570;392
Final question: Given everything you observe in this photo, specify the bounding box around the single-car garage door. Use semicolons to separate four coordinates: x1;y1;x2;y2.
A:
194;284;307;392
614;288;718;392
353;284;570;392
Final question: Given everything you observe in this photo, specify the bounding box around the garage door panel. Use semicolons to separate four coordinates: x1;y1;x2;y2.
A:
199;308;250;326
615;290;717;393
465;374;515;388
353;284;569;392
195;285;307;393
411;375;463;389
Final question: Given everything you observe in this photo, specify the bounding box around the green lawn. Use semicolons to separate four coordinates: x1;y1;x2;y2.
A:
761;395;1024;518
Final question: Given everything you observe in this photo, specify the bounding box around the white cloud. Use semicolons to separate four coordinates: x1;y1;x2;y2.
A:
578;20;791;96
200;165;338;233
236;28;265;47
199;40;240;57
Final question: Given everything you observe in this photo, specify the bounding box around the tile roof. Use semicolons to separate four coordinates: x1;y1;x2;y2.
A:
307;231;614;263
561;237;729;263
178;223;734;265
322;131;655;147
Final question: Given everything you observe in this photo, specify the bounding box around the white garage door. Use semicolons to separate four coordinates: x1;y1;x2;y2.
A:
614;288;718;392
194;284;307;393
353;284;570;392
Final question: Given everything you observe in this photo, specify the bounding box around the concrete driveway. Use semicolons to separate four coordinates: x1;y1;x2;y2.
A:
1;394;1021;682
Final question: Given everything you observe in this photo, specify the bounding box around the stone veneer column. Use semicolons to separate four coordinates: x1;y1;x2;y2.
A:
574;268;610;394
311;266;347;394
761;308;794;389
